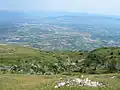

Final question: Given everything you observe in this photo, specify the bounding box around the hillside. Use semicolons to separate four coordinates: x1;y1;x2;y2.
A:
85;47;120;73
0;45;46;65
0;45;86;74
0;45;120;74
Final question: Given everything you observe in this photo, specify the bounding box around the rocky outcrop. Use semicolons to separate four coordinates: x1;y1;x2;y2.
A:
54;76;105;88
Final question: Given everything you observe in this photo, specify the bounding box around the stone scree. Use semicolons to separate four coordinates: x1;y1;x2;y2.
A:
54;76;105;88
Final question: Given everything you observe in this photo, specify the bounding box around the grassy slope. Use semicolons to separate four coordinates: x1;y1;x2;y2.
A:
0;45;120;90
0;45;86;66
85;47;120;73
89;47;120;59
0;73;120;90
0;45;43;65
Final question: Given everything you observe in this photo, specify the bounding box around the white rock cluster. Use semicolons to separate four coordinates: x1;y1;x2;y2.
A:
54;75;105;88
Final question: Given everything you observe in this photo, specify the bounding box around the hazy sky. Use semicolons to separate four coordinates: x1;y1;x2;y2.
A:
0;0;120;15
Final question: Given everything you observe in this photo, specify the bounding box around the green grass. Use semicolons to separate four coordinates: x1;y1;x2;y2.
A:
0;73;120;90
0;45;42;65
0;44;87;74
0;44;86;66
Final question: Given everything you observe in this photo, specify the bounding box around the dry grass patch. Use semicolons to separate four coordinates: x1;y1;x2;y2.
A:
0;74;120;90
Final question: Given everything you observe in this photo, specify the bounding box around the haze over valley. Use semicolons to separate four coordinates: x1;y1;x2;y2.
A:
0;12;120;51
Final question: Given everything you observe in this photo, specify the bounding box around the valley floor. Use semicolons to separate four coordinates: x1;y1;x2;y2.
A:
0;73;120;90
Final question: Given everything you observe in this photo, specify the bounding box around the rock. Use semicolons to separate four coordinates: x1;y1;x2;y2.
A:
75;78;82;83
54;77;105;88
110;76;116;78
81;75;84;78
55;82;66;88
55;85;58;88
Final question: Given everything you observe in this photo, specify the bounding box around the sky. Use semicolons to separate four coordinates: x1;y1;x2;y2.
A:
0;0;120;15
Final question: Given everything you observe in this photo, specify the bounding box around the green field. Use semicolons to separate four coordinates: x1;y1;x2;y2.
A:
0;73;120;90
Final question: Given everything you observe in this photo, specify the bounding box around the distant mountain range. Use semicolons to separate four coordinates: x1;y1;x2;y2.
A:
0;11;120;22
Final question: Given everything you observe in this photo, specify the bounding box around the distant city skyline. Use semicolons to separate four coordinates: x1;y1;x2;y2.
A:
0;0;120;15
